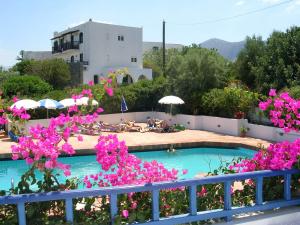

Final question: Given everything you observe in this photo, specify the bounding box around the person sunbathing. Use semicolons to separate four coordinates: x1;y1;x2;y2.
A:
161;120;170;132
147;118;158;129
124;121;142;132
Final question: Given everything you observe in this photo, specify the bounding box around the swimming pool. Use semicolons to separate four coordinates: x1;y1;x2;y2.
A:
0;147;256;191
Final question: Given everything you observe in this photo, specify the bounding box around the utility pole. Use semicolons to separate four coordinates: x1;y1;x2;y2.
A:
162;20;166;76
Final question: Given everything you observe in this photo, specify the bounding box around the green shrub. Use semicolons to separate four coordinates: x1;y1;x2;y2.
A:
284;85;300;99
2;75;53;98
100;76;168;114
201;87;260;118
42;90;69;101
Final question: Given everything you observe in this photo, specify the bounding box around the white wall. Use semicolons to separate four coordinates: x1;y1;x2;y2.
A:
23;51;53;60
12;112;300;143
83;21;151;83
104;67;152;84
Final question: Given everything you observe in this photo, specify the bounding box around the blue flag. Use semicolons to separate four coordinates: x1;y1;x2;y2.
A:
121;95;128;112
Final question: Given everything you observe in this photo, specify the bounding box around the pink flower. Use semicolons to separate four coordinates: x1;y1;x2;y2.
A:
12;96;19;103
131;202;137;209
88;80;94;86
77;135;83;142
25;158;34;165
269;89;277;97
96;107;104;113
104;86;113;96
122;210;129;218
64;170;71;176
182;169;188;175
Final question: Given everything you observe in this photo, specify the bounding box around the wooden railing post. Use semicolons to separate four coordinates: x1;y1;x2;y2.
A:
284;173;291;201
189;185;197;216
65;198;73;224
17;202;26;225
224;181;232;222
152;189;160;221
256;177;263;205
110;193;118;225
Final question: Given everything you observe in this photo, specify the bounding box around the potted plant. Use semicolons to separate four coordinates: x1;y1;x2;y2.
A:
240;126;248;137
234;111;245;119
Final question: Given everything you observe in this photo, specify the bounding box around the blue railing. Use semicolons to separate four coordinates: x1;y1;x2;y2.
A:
1;169;300;225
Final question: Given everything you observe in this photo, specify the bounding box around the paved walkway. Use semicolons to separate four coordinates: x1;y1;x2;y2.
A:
0;126;270;159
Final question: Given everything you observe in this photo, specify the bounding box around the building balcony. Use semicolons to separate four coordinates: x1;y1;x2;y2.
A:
52;41;80;54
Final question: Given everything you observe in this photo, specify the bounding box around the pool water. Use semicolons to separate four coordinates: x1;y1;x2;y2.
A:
0;147;256;191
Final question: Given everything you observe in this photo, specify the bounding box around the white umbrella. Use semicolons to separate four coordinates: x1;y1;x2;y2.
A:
158;95;184;114
11;99;40;110
77;97;98;106
59;98;76;108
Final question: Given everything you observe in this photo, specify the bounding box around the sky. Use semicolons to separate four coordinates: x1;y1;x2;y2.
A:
0;0;299;67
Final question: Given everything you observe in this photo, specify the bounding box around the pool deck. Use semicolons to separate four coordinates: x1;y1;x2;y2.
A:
0;126;271;159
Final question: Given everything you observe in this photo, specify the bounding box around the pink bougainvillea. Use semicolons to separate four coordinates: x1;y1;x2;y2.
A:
0;109;7;125
83;134;178;188
230;140;300;172
232;89;300;172
258;89;300;133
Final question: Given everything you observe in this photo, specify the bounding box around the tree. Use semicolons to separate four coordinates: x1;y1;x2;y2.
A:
32;59;71;89
166;46;230;114
235;26;300;94
12;59;71;89
2;75;53;98
235;36;265;90
11;60;34;75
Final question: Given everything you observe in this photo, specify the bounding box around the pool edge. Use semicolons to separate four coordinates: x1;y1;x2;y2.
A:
0;141;262;160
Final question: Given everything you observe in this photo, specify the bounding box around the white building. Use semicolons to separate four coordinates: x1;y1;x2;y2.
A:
23;51;52;61
143;42;183;53
25;19;152;84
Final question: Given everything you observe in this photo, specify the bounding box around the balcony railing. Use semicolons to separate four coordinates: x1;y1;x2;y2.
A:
1;169;300;225
65;60;89;65
52;41;80;54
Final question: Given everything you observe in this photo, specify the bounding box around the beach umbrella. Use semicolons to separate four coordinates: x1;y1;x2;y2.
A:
59;98;76;108
77;97;99;106
158;95;184;114
38;99;64;118
121;95;128;121
39;99;64;109
11;99;40;110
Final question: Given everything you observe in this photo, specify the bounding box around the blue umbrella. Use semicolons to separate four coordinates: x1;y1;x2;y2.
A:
38;99;64;118
39;99;64;109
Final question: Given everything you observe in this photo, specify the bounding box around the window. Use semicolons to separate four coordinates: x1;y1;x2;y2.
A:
152;46;159;51
122;74;133;84
131;57;137;63
94;75;99;84
118;35;124;41
70;56;74;62
79;32;83;43
80;53;83;62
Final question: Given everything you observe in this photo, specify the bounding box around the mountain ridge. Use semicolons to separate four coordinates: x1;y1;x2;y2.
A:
200;38;245;61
